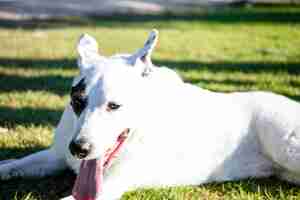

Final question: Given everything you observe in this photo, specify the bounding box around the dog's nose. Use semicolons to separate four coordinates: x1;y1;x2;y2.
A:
69;138;92;159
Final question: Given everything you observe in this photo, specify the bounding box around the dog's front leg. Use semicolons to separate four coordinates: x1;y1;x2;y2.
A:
0;148;66;180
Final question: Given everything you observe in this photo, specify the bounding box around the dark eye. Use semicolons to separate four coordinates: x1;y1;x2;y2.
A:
107;102;121;111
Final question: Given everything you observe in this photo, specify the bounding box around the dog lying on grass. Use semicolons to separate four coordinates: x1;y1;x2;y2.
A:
1;30;300;200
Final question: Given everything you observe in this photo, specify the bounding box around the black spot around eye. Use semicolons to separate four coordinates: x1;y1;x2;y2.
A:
71;97;88;116
71;78;86;94
70;78;88;116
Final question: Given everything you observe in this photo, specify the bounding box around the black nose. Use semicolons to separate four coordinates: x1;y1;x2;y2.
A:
69;138;92;159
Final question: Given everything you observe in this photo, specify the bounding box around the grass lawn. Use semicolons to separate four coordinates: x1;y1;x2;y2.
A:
0;5;300;200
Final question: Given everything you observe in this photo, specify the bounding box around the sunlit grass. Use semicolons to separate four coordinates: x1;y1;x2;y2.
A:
0;5;300;200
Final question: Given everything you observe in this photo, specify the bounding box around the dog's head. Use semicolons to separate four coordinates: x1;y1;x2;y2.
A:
69;31;160;160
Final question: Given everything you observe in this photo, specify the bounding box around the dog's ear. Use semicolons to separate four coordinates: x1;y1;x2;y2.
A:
129;29;159;76
77;34;101;72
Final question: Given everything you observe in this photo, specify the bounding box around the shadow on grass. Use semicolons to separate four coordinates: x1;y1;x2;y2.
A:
0;5;300;30
184;78;300;102
0;146;46;162
0;145;75;200
155;59;300;74
1;57;300;96
0;106;63;128
0;58;76;70
0;170;74;200
0;167;74;200
185;76;257;88
0;57;299;74
205;177;298;197
156;59;300;101
0;73;73;96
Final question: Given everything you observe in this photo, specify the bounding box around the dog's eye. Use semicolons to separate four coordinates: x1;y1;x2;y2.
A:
107;102;121;111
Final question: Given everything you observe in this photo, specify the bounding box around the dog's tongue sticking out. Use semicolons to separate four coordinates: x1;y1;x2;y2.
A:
72;159;103;200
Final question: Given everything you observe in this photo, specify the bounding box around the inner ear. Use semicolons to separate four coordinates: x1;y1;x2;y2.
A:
77;34;102;72
77;34;99;59
129;29;159;67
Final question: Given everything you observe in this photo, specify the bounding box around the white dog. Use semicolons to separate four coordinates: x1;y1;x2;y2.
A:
1;31;300;200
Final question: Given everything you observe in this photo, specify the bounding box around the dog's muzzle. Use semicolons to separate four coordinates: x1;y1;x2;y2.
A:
69;138;92;159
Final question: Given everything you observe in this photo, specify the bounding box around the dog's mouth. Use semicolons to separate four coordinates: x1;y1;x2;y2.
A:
72;128;130;200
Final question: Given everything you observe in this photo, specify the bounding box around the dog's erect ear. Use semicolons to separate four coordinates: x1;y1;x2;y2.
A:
77;34;101;72
129;29;159;75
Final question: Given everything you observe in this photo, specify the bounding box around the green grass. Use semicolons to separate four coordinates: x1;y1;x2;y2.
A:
0;5;300;200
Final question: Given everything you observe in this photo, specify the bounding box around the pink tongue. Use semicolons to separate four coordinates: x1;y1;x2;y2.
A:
72;159;103;200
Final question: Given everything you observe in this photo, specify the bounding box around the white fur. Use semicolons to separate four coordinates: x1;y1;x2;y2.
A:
1;32;300;200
